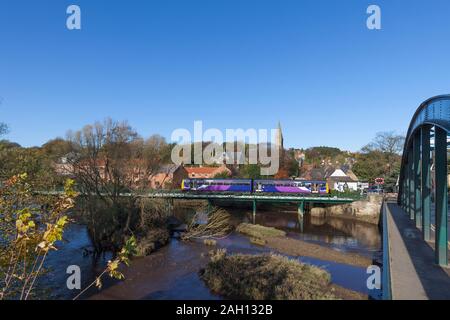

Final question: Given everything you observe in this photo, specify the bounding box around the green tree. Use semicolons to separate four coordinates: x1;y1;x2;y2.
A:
353;132;404;188
213;171;231;179
352;150;386;182
238;164;263;179
41;138;72;161
304;146;347;167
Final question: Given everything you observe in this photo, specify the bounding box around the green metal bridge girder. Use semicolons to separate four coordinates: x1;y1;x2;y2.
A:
398;95;450;267
138;192;355;204
39;190;355;204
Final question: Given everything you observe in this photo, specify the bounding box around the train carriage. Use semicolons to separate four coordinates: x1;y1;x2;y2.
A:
253;179;328;194
181;178;252;193
181;178;329;195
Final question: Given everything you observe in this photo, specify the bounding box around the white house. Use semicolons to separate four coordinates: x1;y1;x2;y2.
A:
327;169;359;192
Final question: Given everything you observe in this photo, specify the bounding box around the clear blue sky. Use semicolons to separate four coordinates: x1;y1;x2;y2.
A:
1;0;450;150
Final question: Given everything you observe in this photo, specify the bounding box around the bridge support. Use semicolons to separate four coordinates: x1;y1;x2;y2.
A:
405;162;410;213
401;174;405;210
434;127;448;266
297;201;304;233
413;131;422;228
421;126;431;241
403;178;407;211
408;147;414;220
165;198;174;214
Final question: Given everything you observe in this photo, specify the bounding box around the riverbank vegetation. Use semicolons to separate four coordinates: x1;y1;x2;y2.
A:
201;249;338;300
0;173;139;300
64;119;179;258
0;175;77;299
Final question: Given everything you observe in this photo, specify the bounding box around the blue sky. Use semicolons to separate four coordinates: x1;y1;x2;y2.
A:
1;0;450;150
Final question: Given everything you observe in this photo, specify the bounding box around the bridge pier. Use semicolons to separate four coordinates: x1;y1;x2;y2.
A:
404;156;410;215
252;199;257;224
165;198;174;214
434;127;448;266
297;201;304;233
408;147;415;220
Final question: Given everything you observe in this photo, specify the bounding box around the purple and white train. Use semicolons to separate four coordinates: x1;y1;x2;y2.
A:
181;179;329;195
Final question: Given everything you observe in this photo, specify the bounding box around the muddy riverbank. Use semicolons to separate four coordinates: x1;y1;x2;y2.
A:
265;236;372;268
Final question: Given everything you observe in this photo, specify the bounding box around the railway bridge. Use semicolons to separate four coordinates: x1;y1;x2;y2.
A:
140;191;354;220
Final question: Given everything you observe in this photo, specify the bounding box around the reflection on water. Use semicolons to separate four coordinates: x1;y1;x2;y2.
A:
145;273;220;300
40;206;382;300
253;211;381;259
40;224;111;300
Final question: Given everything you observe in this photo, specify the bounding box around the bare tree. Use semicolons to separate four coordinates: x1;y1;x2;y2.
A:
134;134;171;190
367;131;405;155
66;118;141;254
362;131;405;175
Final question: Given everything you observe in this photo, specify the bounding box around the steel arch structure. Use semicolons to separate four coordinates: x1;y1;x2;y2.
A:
398;95;450;266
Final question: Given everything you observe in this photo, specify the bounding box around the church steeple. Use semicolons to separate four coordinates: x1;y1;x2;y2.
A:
276;121;284;150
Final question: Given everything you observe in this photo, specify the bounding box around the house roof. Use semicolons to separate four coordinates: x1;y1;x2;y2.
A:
345;169;359;181
300;165;335;180
330;169;347;177
184;166;229;175
328;176;357;183
157;164;180;174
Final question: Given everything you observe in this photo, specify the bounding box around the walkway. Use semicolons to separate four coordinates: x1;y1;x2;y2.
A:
385;201;450;299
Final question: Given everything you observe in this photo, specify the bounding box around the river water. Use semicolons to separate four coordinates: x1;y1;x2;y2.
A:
39;206;382;300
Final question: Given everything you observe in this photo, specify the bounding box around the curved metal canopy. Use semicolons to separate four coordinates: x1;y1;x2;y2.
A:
400;95;450;173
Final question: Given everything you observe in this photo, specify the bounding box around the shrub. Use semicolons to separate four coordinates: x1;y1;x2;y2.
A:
135;228;170;256
201;250;338;300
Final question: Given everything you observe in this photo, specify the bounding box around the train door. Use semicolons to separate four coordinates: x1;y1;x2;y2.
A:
255;182;263;192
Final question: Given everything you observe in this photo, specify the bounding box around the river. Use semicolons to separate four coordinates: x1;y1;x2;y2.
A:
39;206;383;300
